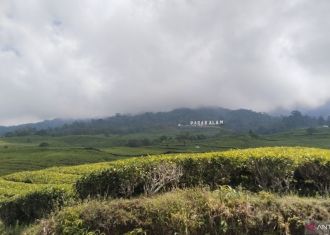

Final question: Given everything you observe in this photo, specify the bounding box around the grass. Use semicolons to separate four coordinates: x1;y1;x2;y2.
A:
1;127;330;176
23;187;330;235
102;146;166;156
1;127;330;196
0;147;127;176
0;127;329;234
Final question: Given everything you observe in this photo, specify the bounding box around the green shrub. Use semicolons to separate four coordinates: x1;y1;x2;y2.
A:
0;221;27;235
0;162;115;226
0;186;73;225
3;171;80;184
26;188;330;235
75;147;330;198
243;156;296;193
39;142;50;147
3;147;330;227
294;160;330;196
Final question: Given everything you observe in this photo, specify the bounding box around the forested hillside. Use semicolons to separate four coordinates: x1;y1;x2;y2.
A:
2;108;329;137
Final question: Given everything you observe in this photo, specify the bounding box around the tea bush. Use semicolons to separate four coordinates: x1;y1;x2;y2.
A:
26;187;330;235
2;147;330;227
0;162;117;225
0;185;73;225
3;171;80;184
76;147;330;198
2;162;114;185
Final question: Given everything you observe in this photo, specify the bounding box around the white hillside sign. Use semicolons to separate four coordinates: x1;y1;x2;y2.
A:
177;120;224;128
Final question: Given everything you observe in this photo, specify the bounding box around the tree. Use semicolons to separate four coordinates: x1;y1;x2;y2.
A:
318;116;325;126
306;127;317;135
283;110;316;129
175;132;190;146
127;139;140;147
39;142;49;147
159;135;168;143
249;130;259;138
327;116;330;126
141;138;151;146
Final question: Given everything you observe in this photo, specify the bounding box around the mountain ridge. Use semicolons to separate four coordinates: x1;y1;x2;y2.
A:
1;107;329;136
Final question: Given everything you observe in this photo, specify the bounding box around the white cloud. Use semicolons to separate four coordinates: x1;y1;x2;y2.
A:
1;0;330;124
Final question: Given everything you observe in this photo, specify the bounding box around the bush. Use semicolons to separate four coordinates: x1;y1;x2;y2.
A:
3;147;330;227
39;142;50;147
243;156;295;193
294;160;330;196
3;171;80;184
0;162;115;226
0;160;116;225
26;188;330;235
0;186;73;225
75;147;330;198
2;162;114;185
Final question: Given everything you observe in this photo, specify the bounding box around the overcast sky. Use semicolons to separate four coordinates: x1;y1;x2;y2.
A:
1;0;330;125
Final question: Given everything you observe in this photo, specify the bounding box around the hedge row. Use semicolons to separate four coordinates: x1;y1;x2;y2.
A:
0;185;73;225
0;162;113;225
2;147;330;226
26;187;330;235
2;162;113;185
3;171;80;184
76;147;330;198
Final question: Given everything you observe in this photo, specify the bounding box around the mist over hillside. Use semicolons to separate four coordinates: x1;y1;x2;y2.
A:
1;107;329;137
0;119;74;136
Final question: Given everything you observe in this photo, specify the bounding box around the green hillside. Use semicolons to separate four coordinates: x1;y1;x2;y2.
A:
0;147;330;234
1;127;330;176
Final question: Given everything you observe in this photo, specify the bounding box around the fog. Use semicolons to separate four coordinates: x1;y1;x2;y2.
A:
1;0;330;125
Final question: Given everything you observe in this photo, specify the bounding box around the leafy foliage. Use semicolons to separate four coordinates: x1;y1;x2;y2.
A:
26;187;330;235
76;147;330;198
0;183;73;225
2;147;330;227
0;162;114;225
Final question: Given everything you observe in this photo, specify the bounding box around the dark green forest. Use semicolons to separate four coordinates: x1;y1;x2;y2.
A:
2;108;330;137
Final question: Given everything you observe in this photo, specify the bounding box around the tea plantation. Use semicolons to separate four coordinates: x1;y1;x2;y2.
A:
1;147;330;234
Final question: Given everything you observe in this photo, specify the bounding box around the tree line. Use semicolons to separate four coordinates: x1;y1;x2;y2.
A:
3;108;330;137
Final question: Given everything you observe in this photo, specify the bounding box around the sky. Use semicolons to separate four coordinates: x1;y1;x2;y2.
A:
1;0;330;125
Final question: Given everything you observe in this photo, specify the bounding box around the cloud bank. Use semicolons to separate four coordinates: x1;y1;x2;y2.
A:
1;0;330;125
